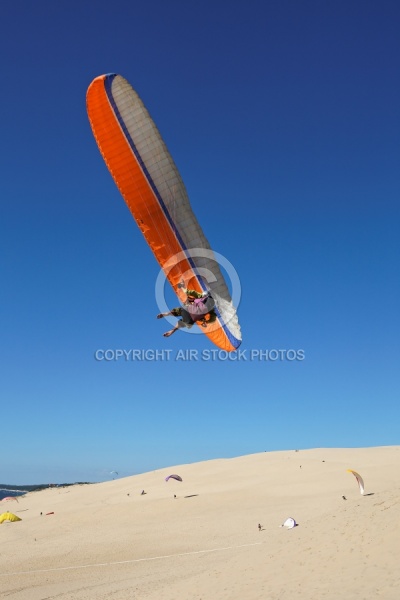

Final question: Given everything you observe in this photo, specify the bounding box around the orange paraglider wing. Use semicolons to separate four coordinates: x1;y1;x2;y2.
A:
87;74;241;352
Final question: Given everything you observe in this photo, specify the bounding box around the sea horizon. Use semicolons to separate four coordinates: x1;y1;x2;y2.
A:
0;482;93;501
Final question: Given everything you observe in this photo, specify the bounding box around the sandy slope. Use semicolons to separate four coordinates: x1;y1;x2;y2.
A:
1;447;399;600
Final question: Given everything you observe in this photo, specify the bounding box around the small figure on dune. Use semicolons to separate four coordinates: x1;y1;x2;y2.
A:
342;495;347;500
258;523;262;532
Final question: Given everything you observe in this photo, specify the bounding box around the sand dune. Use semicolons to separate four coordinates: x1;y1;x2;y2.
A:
1;447;399;599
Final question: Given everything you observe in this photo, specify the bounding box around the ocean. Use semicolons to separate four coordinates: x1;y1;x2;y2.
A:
0;488;27;501
1;483;92;502
0;484;50;501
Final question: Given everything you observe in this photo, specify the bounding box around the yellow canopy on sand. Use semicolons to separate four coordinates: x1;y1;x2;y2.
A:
0;512;22;523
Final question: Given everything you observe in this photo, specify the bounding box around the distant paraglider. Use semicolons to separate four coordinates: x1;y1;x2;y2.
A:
165;474;182;483
347;469;365;495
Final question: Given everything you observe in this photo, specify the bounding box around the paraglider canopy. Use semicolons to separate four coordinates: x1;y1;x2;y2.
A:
0;512;21;523
86;73;242;352
347;469;365;495
165;474;182;482
280;517;297;529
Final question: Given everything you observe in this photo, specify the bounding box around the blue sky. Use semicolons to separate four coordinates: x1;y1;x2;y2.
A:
2;0;399;484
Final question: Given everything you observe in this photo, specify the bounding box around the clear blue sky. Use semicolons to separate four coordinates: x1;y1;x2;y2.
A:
2;0;399;484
